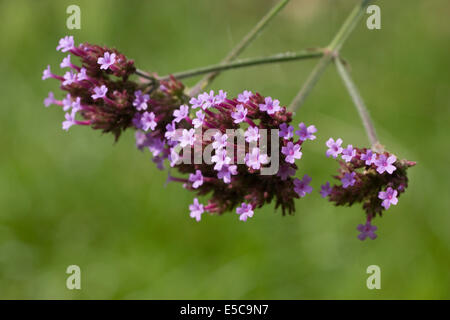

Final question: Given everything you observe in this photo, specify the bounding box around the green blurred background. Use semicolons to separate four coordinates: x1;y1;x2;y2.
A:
0;0;449;299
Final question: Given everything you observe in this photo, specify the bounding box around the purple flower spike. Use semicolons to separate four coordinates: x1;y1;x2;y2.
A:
189;170;204;189
375;154;397;174
44;92;56;107
357;220;378;241
293;174;313;197
133;90;150;111
341;172;356;188
281;141;302;164
236;203;254;222
237;90;253;103
277;164;296;181
141;111;157;131
56;36;75;52
173;104;189;123
296;123;317;141
341;144;356;162
245;147;269;170
378;187;398;210
231;104;248;123
189;198;204;222
320;182;332;198
91;85;108;100
279;123;294;140
325;138;343;158
361;149;376;165
259;96;281;115
97;52;116;70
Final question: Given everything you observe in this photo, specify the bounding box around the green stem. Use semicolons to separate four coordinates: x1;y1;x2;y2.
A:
136;50;323;82
335;58;379;147
189;0;290;96
288;0;372;112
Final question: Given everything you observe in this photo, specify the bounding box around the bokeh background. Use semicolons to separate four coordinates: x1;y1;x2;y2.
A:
0;0;449;299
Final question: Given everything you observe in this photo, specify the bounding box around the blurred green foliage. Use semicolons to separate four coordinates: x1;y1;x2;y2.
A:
0;0;449;299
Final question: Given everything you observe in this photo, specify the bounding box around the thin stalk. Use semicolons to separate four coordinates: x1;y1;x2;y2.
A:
335;58;379;147
189;0;290;96
136;50;323;82
288;0;372;112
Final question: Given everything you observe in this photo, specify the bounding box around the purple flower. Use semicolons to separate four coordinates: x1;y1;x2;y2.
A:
214;90;227;104
341;144;356;162
152;155;165;170
133;90;149;111
178;128;196;147
97;52;116;70
361;150;376;166
245;147;269;170
62;70;77;86
237;90;253;103
44;92;56;107
189;170;204;188
62;93;73;111
91;85;108;100
56;36;74;52
62;111;76;131
277;164;296;180
375;154;397;174
279;123;294;140
148;138;165;156
60;54;72;68
231;104;248;123
245;126;259;143
357;221;378;241
141;111;157;131
341;172;356;188
42;65;52;80
198;90;215;110
164;122;177;141
212;132;228;150
135;131;147;150
173;104;189;123
189;96;203;109
293;174;313;197
325;137;343;158
192;110;205;128
169;148;181;167
320;182;332;198
281;142;302;164
71;97;82;113
189;198;204;222
77;68;88;81
378;187;398;210
217;164;237;184
296;123;317;141
212;148;231;171
259;97;281;115
236;203;254;222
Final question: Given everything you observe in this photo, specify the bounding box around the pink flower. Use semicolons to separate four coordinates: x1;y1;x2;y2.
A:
325;138;343;158
259;96;281;115
97;52;116;70
189;198;204;222
212;132;228;150
62;111;76;131
236;203;254;221
62;70;77;86
361;150;376;165
42;65;52;80
281;142;302;164
141;111;157;131
237;90;253;103
378;187;398;210
77;68;88;81
375;154;397;174
173;104;189;123
178;128;195;147
245;147;269;170
189;170;204;189
231;104;248;123
212;148;231;171
91;85;108;100
214;90;227;104
217;164;237;184
245;126;259;143
60;54;72;68
279;123;294;140
133;90;149;111
192;110;205;128
320;182;332;198
296;123;317;141
293;174;313;197
44;92;56;107
56;36;74;52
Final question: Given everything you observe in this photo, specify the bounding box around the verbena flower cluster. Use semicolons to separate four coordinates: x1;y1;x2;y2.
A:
320;138;416;240
42;36;317;223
